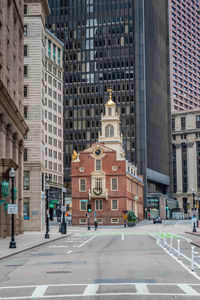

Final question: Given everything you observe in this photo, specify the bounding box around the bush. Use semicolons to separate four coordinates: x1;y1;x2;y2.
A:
127;210;136;222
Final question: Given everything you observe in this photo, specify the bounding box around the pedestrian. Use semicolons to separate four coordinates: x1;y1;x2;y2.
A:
94;219;98;231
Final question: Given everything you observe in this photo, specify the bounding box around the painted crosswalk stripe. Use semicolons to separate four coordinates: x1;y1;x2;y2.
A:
178;284;199;295
66;250;72;254
32;285;48;298
135;283;149;294
83;284;99;296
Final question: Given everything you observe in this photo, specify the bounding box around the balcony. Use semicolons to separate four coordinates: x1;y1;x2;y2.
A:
88;188;108;200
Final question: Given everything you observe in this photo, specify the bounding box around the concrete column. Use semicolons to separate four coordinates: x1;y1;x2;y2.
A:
176;144;182;193
6;124;13;159
18;140;24;234
0;115;6;158
187;141;197;192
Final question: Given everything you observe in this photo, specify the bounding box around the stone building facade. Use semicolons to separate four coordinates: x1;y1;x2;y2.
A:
23;1;64;230
71;92;144;225
172;108;200;217
0;0;28;237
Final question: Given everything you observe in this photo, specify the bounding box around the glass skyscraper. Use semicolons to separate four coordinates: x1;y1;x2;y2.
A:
46;0;171;205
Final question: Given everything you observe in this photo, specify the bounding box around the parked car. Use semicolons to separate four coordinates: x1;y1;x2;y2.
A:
153;217;162;224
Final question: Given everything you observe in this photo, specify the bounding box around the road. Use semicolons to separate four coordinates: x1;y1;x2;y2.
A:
1;220;200;299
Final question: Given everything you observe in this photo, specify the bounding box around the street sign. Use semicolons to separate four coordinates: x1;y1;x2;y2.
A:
49;203;54;208
50;200;59;204
94;211;97;217
61;206;66;212
134;195;139;200
8;204;18;214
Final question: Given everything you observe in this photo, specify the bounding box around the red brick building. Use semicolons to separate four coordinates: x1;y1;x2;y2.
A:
71;90;144;225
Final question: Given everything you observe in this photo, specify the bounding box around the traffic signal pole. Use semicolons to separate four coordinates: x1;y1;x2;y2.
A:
88;213;90;230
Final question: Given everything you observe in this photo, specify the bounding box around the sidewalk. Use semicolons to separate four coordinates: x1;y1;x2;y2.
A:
0;225;70;261
185;230;200;247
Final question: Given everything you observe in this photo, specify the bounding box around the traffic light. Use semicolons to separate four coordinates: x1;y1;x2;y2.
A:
67;204;70;211
122;210;128;214
87;204;92;212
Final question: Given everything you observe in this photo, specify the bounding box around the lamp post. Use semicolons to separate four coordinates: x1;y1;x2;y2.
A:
9;168;16;248
192;190;197;233
61;187;67;234
45;181;50;238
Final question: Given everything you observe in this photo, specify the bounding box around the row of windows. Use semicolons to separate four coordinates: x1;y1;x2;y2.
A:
172;115;200;131
80;199;118;211
79;177;118;192
24;171;62;190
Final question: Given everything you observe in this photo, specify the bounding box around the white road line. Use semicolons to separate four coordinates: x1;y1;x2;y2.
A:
31;285;48;298
78;234;97;248
122;233;124;240
178;284;199;295
135;283;149;294
83;284;99;296
66;251;72;254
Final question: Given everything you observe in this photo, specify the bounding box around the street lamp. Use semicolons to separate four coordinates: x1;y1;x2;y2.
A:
45;181;50;238
61;187;67;234
9;167;16;248
192;190;197;233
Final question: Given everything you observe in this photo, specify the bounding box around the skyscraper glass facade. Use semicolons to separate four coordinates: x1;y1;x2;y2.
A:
47;0;135;181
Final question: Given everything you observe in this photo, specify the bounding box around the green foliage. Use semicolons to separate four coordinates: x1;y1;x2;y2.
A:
127;210;136;222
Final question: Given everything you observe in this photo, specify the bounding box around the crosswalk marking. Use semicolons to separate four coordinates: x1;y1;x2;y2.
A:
32;285;48;298
135;283;149;294
83;284;99;296
178;284;200;295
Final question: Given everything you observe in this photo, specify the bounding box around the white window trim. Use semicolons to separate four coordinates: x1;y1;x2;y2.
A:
111;218;119;224
111;177;118;191
96;218;103;224
79;218;87;224
111;199;118;210
79;178;86;192
95;159;102;171
95;199;103;211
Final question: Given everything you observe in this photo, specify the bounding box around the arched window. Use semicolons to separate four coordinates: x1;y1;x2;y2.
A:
108;107;112;116
105;124;114;137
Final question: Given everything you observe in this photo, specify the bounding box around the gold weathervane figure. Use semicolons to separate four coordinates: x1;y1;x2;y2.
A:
106;87;115;105
71;150;78;161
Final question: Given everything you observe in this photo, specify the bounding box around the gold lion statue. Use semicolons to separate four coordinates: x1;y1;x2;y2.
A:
71;150;78;161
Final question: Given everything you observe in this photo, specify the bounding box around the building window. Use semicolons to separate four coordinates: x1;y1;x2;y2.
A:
79;218;87;224
24;45;28;57
24;149;28;161
111;218;119;224
111;199;118;210
24;5;28;15
105;124;114;137
111;178;118;191
95;199;103;210
196;115;200;129
24;85;28;97
96;218;103;224
24;106;28;118
79;178;86;191
95;178;102;189
24;25;27;36
95;159;101;171
181;117;186;130
24;65;28;77
80;200;87;211
108;107;112;116
24;171;30;190
23;198;30;220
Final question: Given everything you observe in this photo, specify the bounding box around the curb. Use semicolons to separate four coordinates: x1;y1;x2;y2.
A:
0;233;72;261
185;231;200;236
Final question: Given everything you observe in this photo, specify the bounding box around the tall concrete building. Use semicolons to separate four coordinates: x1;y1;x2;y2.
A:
172;108;200;217
169;0;200;111
23;1;64;230
46;0;171;207
0;0;28;237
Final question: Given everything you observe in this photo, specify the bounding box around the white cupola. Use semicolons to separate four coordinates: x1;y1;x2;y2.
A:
98;88;125;160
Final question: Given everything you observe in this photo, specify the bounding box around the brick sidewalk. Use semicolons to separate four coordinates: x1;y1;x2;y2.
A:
0;226;69;260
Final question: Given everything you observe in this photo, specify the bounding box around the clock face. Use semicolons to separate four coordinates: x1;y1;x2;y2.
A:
95;148;101;156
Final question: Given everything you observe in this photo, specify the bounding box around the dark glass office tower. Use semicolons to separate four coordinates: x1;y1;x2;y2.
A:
46;0;171;205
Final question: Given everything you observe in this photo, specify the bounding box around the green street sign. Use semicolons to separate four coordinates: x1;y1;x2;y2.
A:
49;203;54;208
50;200;59;204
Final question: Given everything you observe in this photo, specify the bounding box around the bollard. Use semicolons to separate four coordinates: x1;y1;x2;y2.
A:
191;246;195;271
177;239;180;260
157;236;159;245
170;236;173;253
163;233;166;248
